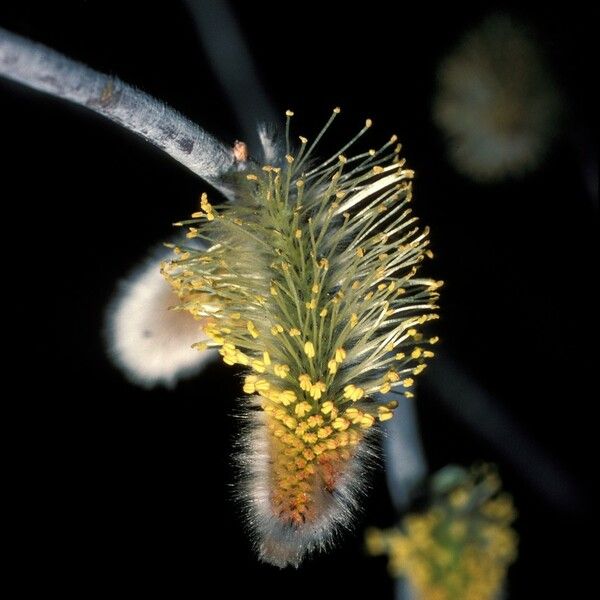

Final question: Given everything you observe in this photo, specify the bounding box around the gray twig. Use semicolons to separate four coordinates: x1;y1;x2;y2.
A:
183;0;278;154
0;26;235;185
383;394;427;512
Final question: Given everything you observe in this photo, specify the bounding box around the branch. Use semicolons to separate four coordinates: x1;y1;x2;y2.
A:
383;393;427;512
0;27;235;184
183;0;278;155
424;351;586;512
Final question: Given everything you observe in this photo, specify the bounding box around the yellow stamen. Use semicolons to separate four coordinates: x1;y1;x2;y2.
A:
295;402;312;418
243;375;258;394
343;384;365;401
274;364;290;379
321;401;334;415
332;417;350;431
359;414;376;428
279;390;297;405
304;341;316;358
298;374;312;392
335;347;347;363
309;381;327;400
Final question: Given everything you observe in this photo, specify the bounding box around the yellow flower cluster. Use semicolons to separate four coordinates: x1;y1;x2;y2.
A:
366;465;518;600
163;109;440;531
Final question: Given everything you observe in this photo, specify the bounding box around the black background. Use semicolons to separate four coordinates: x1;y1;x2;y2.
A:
1;1;596;597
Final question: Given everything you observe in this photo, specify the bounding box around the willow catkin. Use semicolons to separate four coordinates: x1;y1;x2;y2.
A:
163;109;441;566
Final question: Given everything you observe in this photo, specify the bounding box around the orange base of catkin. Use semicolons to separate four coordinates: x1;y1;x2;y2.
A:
242;407;371;568
269;421;359;526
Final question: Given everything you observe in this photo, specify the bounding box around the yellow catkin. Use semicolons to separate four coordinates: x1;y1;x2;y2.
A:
162;110;440;564
366;465;517;600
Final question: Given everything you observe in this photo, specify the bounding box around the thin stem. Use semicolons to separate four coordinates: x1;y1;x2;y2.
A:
0;27;235;187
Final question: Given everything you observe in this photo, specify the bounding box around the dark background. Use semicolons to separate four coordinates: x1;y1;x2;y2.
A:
1;1;596;597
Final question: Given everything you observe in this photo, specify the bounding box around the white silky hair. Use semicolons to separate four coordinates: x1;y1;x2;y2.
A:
105;247;216;388
258;123;281;165
237;400;378;568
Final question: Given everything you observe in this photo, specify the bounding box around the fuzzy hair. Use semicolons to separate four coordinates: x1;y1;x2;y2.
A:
236;398;379;568
257;123;283;166
163;110;439;567
105;246;216;388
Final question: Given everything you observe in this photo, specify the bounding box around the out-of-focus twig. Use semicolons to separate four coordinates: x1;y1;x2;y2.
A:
424;350;585;512
383;394;427;512
183;0;278;155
